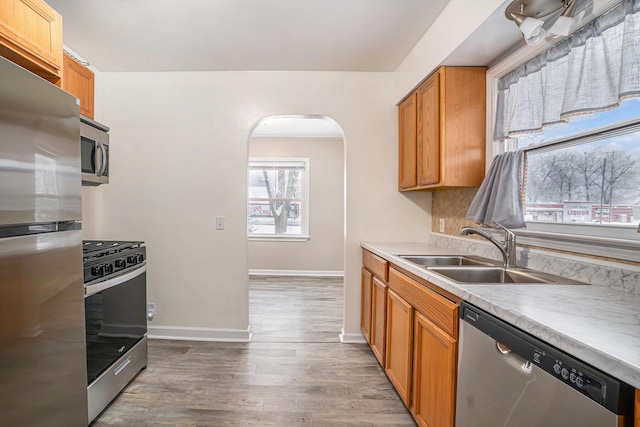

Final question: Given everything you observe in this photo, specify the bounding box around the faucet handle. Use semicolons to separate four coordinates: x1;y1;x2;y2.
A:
492;223;516;241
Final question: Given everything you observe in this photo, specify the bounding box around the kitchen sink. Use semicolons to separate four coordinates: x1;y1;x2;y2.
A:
399;255;498;267
428;266;589;285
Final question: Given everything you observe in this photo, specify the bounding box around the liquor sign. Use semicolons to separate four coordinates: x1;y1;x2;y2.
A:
563;202;593;223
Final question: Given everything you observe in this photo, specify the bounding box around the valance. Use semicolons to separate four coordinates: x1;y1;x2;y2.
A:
494;0;640;140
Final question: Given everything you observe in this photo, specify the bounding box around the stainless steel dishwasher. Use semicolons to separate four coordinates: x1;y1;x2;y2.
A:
455;302;635;427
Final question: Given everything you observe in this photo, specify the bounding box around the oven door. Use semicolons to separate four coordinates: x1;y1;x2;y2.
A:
85;264;147;384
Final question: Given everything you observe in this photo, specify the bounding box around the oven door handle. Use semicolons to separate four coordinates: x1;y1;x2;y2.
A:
85;263;147;297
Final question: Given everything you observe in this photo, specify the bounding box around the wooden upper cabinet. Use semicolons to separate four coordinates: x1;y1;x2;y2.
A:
63;53;95;119
0;0;63;83
398;66;487;191
398;93;418;189
416;72;440;186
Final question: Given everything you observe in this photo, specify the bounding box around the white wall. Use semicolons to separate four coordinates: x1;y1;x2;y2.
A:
88;71;431;340
394;0;506;102
79;0;516;341
248;137;344;274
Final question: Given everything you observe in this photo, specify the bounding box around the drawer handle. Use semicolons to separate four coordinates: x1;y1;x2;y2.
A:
114;357;131;376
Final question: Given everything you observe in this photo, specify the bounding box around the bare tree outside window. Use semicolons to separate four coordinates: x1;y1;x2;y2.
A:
521;99;640;227
248;159;308;237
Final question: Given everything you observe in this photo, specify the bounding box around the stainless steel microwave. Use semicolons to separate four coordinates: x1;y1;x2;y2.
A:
81;116;110;185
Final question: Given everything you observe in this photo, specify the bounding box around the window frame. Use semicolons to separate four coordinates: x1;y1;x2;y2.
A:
247;157;310;242
485;1;640;262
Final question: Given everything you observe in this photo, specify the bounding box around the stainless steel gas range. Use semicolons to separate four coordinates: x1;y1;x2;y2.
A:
83;240;148;424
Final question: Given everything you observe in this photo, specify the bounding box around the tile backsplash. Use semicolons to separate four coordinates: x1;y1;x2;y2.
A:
431;188;479;235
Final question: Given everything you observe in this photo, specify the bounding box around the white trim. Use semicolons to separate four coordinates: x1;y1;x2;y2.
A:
339;328;367;344
147;325;253;342
249;235;310;242
249;269;344;277
515;230;640;262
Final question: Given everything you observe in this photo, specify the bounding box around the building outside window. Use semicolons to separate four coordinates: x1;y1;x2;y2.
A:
519;98;640;234
248;158;309;240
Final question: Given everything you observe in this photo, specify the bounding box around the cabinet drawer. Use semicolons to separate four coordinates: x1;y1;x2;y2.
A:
388;267;458;338
363;250;388;282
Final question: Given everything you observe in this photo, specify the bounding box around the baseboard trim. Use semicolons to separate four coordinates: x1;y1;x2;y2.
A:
249;269;344;277
339;328;367;344
147;325;252;342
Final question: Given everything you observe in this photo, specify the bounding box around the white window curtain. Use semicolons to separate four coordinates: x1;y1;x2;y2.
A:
494;0;640;140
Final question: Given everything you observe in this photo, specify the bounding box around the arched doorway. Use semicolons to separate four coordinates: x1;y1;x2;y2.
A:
247;115;346;342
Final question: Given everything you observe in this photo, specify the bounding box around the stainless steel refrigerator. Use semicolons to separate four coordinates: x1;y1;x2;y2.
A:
0;57;88;426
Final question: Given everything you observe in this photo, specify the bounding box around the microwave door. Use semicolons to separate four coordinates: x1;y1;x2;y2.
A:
81;137;101;185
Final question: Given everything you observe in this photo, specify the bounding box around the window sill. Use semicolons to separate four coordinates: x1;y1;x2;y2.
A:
248;235;310;242
513;229;640;263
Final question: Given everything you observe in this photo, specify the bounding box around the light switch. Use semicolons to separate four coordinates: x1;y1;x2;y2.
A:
216;216;225;230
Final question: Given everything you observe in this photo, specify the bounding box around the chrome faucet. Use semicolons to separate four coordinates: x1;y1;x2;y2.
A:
460;223;517;269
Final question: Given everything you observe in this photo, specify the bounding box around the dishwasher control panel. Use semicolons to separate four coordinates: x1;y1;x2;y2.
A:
531;348;604;403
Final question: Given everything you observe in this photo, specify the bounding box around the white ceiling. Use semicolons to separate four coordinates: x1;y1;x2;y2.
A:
48;0;451;72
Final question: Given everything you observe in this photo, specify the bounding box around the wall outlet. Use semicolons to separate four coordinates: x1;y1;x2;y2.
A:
147;302;156;321
216;216;225;230
439;218;445;233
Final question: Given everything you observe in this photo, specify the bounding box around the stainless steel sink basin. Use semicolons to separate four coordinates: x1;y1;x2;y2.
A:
428;266;589;285
399;255;498;267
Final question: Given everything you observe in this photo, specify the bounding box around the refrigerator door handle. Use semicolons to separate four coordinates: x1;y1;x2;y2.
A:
85;263;147;296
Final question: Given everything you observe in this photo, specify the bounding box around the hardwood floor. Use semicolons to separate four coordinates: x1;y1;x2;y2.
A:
92;276;415;426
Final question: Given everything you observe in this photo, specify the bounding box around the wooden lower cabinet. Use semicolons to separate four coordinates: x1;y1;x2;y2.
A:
361;268;373;343
385;289;414;407
412;311;457;427
370;277;387;366
635;388;639;427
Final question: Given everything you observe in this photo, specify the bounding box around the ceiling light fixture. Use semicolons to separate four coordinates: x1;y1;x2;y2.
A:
505;0;579;45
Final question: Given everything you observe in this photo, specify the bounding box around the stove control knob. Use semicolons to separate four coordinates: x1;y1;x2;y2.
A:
561;368;569;380
575;376;584;388
91;265;104;277
104;264;114;274
553;364;561;375
127;255;137;265
137;254;144;263
115;259;126;269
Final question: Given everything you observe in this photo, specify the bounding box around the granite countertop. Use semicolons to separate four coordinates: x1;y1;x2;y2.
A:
362;241;640;390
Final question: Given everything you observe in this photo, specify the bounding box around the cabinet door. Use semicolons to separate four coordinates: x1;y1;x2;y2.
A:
385;289;413;407
361;268;373;344
635;388;639;427
370;277;387;367
63;53;95;119
398;93;418;190
412;311;456;427
0;0;63;81
416;72;440;186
